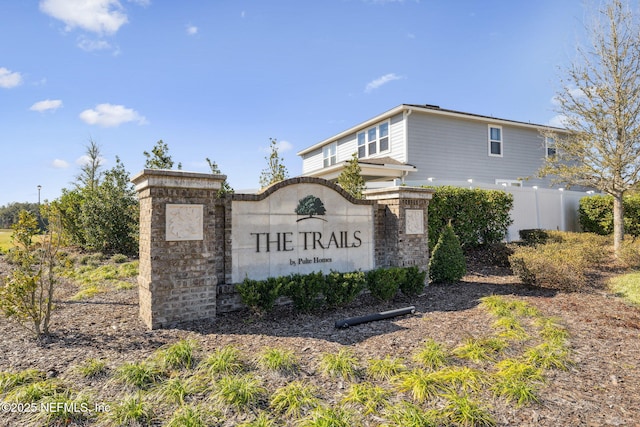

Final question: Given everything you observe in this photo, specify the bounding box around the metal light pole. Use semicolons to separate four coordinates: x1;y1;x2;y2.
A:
37;185;42;230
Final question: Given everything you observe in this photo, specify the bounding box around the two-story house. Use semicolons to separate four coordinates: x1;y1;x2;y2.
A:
297;103;563;188
297;104;585;239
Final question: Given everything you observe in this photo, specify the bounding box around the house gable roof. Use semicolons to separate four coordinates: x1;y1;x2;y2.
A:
297;104;567;156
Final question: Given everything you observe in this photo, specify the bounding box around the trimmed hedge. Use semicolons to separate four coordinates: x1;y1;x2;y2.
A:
237;266;426;313
579;194;640;237
425;186;513;249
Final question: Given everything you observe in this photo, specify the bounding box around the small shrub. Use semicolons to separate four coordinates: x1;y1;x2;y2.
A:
429;224;466;284
319;348;360;380
109;393;153;426
366;267;403;301
342;382;389;415
618;239;640;268
452;337;506;363
237;412;277;427
282;272;325;313
400;266;427;296
116;361;165;389
270;380;319;418
324;270;365;308
236;277;281;314
366;356;406;381
394;369;443;403
214;374;266;409
0;369;46;393
155;377;201;405
298;405;357;427
6;379;67;403
441;392;496;427
111;253;128;263
523;342;572;371
413;339;449;370
203;345;245;376
257;347;299;374
383;401;440;427
518;229;549;245
37;392;91;426
154;339;199;370
510;243;588;291
165;404;210;427
76;358;108;378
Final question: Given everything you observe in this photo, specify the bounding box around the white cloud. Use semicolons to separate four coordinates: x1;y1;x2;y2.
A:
186;25;198;35
364;73;404;93
52;159;70;169
39;0;128;35
77;37;113;51
79;103;148;127
30;99;63;112
0;67;23;88
548;114;569;128
278;140;293;152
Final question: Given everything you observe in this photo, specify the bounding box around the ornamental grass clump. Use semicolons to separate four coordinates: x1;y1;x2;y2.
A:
428;224;466;284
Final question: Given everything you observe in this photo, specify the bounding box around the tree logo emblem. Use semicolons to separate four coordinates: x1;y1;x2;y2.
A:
295;195;327;222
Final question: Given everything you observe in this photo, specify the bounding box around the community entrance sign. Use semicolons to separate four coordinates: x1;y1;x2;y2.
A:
231;183;374;282
132;170;433;329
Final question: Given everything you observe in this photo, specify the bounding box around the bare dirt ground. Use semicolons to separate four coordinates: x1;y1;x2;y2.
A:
1;252;639;426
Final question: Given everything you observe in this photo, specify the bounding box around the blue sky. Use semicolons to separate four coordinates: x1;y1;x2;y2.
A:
0;0;588;206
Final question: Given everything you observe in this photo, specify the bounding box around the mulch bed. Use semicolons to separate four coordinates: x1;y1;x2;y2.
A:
1;253;639;426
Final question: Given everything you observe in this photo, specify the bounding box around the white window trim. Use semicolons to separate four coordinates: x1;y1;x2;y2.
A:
357;121;391;158
488;125;503;157
495;179;522;187
545;136;556;158
323;142;337;167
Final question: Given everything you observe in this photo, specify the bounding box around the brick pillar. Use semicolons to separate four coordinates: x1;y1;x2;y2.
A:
132;169;226;329
364;186;433;271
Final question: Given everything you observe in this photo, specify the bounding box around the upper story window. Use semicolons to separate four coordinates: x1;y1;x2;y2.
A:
488;125;503;157
545;136;556;158
357;122;390;158
323;142;337;167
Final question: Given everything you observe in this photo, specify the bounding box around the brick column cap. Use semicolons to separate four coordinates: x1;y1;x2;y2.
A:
363;186;434;201
131;169;225;193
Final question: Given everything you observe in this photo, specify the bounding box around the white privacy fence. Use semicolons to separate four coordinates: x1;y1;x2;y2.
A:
370;180;594;242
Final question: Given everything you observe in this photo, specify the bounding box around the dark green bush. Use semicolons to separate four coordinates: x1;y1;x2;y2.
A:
282;272;325;313
236;277;282;314
366;268;404;301
579;194;640;237
425;186;513;249
519;229;549;246
428;224;466;284
324;270;366;308
399;266;426;296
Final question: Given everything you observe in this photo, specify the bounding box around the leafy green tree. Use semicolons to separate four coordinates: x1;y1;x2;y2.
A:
206;157;234;197
540;0;640;254
259;138;289;188
0;202;40;229
0;210;61;338
337;152;366;199
49;188;86;247
144;140;182;170
428;223;466;284
81;157;139;255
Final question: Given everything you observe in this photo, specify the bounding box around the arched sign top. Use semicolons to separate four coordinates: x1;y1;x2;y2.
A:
232;177;373;206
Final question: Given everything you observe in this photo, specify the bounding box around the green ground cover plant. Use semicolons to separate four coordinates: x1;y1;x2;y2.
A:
0;295;577;426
